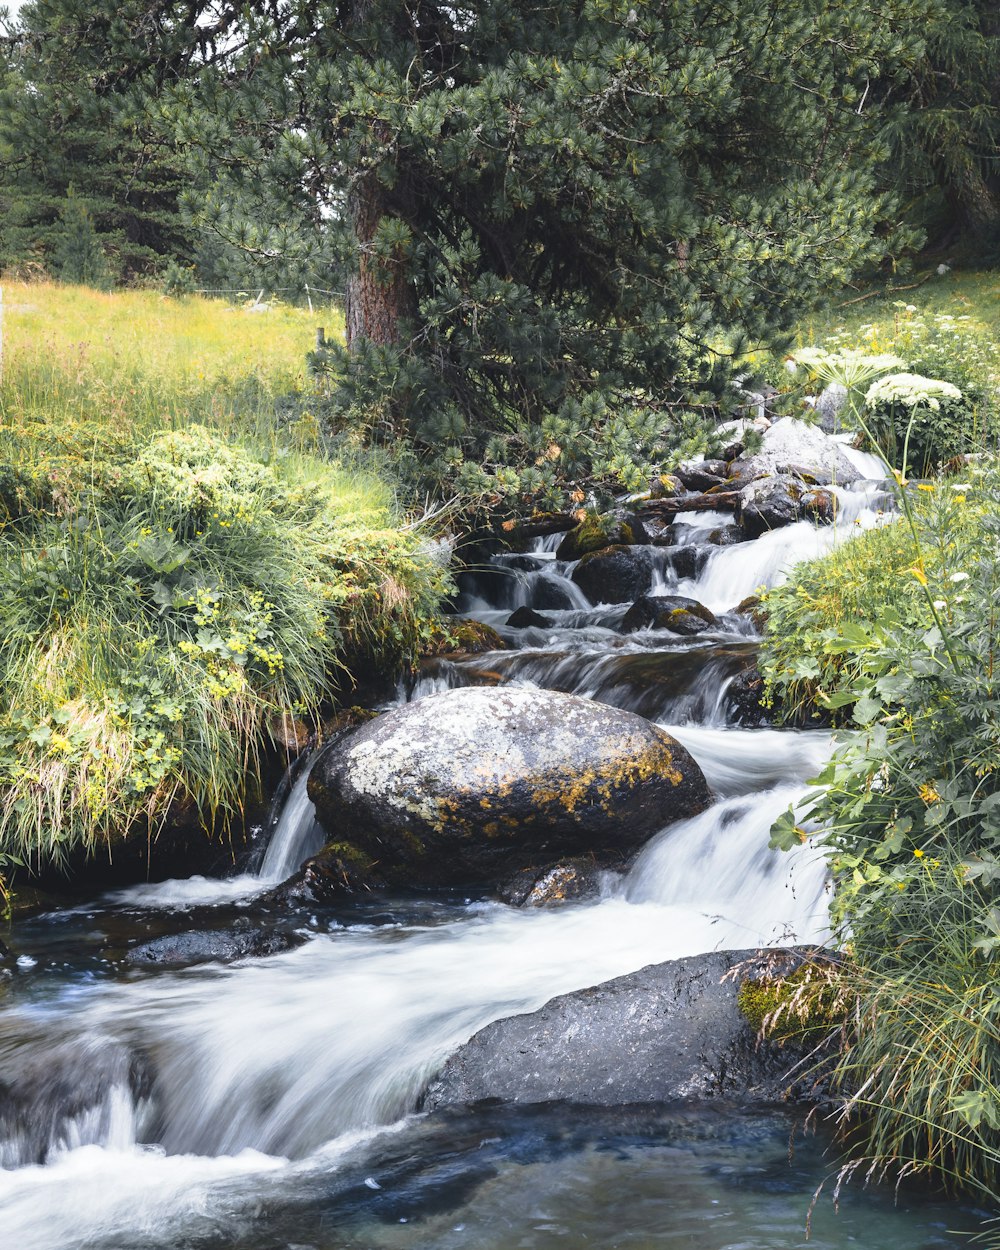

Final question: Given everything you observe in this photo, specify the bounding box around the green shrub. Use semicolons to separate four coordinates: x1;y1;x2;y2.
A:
770;465;1000;1204
0;426;450;871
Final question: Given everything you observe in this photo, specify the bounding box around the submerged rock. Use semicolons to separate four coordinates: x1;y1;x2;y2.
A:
126;927;303;967
621;595;717;637
425;949;826;1111
309;686;711;887
497;858;604;908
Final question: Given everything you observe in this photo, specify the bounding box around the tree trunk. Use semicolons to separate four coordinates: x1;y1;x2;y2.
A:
344;166;415;350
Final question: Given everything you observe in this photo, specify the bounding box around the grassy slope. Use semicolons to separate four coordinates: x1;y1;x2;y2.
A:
0;283;447;876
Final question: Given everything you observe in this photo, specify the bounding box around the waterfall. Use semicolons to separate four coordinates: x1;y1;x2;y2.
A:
0;450;937;1250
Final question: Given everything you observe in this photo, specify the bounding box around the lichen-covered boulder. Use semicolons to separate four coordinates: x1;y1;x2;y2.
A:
308;687;710;887
730;416;862;487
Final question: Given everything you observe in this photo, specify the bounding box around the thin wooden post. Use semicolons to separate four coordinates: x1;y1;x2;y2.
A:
315;327;326;351
304;283;314;315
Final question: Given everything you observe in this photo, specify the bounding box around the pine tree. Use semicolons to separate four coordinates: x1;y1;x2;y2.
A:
162;0;943;495
0;0;194;282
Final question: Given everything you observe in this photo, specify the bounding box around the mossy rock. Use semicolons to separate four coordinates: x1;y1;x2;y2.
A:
621;594;717;637
556;509;649;561
421;618;507;658
737;960;848;1043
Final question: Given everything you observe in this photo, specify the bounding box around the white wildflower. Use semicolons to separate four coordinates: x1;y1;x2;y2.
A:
950;572;970;584
864;373;963;411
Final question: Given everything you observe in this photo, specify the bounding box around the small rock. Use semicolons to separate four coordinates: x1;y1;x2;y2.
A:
505;607;554;629
498;858;603;907
707;524;747;547
815;383;849;434
621;595;718;636
648;474;684;500
675;459;730;492
738;474;804;538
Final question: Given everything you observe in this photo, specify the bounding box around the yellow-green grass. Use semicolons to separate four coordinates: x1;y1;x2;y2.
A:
794;267;1000;350
0;283;448;878
0;280;346;454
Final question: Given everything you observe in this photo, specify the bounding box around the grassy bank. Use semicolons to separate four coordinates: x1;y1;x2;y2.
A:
750;268;1000;1217
0;283;448;878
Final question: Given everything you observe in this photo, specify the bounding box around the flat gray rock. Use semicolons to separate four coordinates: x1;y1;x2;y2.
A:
425;949;824;1110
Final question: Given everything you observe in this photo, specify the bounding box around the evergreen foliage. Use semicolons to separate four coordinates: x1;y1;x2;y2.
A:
0;0;194;281
136;0;934;504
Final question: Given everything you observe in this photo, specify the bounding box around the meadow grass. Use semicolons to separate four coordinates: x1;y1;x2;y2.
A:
0;282;447;879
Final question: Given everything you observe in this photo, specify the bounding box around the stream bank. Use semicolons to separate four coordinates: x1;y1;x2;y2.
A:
0;425;983;1249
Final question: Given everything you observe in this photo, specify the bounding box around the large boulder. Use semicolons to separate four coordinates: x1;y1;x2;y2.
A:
571;545;658;605
308;687;710;887
425;949;826;1111
731;416;862;487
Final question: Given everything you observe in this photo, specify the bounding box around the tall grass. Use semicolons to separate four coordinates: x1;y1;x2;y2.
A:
0;283;447;875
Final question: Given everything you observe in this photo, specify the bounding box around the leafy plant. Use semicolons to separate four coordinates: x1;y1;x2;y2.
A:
769;464;1000;1205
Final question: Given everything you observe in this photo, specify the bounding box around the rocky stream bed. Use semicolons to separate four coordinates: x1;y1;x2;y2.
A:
0;420;986;1248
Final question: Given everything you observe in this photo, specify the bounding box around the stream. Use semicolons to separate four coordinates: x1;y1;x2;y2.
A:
0;455;986;1249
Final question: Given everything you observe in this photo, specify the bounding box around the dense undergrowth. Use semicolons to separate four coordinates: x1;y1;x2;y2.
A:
0;283;450;875
763;461;1000;1209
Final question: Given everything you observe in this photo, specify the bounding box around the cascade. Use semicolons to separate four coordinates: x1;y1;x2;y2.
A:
0;464;965;1250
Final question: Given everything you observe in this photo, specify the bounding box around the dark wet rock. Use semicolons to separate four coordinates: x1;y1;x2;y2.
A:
726;666;769;727
571;545;658;605
126;926;303;967
657;543;710;581
425;949;829;1111
621;595;718;637
309;686;711;888
675;459;730;492
733;595;768;632
498;858;604;908
556;509;649;561
505;607;554;630
738;474;805;538
707;524;747;547
268;841;385;906
502;555;547;573
530;575;579;612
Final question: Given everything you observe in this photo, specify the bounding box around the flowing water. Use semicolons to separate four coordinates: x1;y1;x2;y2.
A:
0;471;984;1249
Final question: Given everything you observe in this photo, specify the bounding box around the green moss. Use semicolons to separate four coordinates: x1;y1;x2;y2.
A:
738;963;848;1041
422;618;506;657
